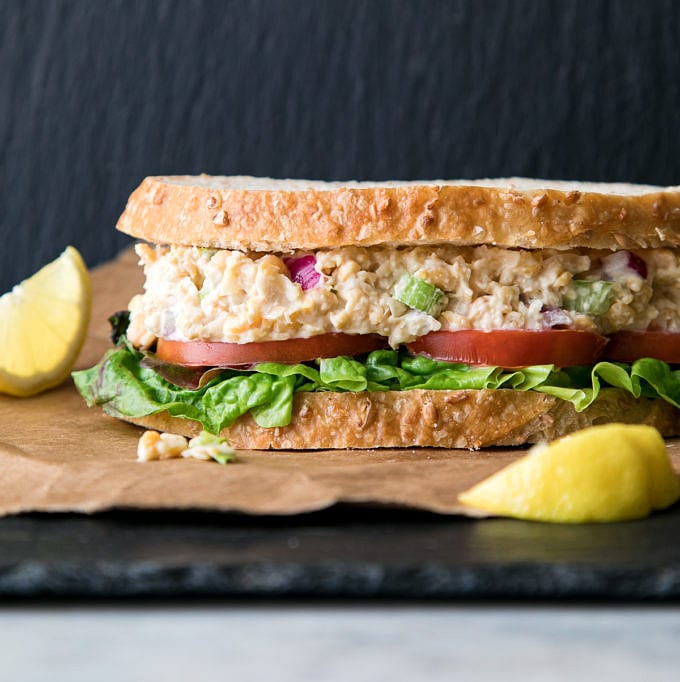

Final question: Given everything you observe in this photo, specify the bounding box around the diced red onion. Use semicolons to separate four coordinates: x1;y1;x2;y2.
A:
541;307;573;328
160;309;176;337
602;250;648;280
283;255;321;290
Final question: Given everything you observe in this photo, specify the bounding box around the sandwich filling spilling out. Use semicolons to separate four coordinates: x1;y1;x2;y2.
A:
74;240;680;436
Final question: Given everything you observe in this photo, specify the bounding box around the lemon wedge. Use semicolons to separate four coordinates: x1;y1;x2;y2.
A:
458;424;680;523
0;246;91;397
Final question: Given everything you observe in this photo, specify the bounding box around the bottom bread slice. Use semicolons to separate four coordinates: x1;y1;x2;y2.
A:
121;388;680;450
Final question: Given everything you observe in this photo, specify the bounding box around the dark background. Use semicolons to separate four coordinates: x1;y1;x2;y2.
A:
2;0;680;292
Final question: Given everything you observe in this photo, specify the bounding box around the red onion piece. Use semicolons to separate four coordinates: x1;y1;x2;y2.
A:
541;307;573;328
160;309;176;337
283;255;321;290
602;250;647;280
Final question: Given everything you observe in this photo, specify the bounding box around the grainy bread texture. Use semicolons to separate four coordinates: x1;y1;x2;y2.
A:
124;388;680;450
117;175;680;252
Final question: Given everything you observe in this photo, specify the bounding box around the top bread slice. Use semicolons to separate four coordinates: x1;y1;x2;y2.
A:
116;175;680;252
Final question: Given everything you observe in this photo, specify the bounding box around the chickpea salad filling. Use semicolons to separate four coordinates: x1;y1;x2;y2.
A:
127;243;680;349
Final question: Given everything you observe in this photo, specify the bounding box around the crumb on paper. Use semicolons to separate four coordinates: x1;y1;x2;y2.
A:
137;430;236;464
137;430;188;461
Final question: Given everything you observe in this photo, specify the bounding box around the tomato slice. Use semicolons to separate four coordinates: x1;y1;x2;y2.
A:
156;333;388;366
406;330;608;368
602;331;680;364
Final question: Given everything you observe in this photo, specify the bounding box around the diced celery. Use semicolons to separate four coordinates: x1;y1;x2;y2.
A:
393;274;445;316
565;280;614;316
184;431;236;464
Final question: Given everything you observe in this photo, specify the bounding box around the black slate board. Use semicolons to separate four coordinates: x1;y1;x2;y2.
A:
2;505;680;600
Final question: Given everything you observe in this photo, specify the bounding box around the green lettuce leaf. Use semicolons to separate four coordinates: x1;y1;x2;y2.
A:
72;347;680;435
73;348;298;434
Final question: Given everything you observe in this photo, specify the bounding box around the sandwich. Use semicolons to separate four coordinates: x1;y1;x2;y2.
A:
74;176;680;449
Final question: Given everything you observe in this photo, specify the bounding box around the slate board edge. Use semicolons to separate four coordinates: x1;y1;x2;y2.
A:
1;560;679;600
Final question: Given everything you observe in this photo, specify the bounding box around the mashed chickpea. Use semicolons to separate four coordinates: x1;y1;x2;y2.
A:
127;243;675;349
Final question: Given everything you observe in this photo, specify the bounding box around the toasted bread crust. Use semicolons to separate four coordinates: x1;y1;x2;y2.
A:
117;175;680;252
122;388;680;450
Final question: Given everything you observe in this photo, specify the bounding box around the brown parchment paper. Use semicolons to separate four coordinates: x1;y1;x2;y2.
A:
1;248;679;517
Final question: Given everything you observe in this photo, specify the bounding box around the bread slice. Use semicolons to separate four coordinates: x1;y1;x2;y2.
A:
122;387;680;450
117;175;680;252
